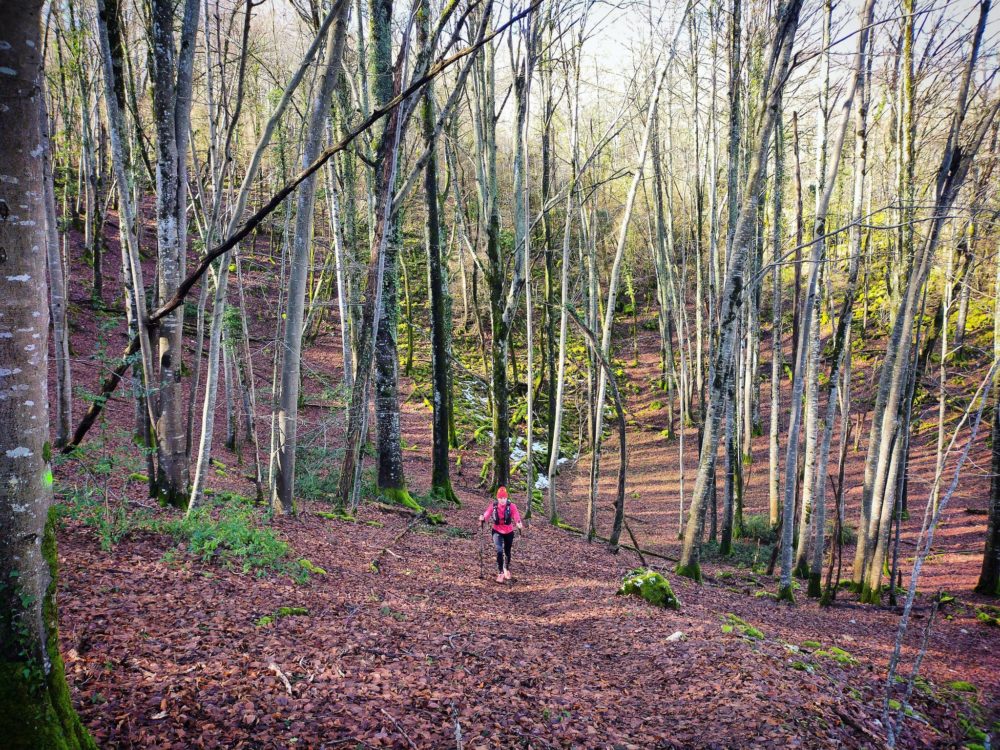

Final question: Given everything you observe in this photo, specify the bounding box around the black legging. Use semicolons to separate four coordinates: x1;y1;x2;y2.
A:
492;531;514;572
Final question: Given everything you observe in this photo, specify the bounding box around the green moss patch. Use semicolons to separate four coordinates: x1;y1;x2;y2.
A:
975;608;1000;627
721;613;764;640
616;569;680;610
298;559;327;576
316;510;356;522
256;606;309;627
813;646;857;666
948;681;978;693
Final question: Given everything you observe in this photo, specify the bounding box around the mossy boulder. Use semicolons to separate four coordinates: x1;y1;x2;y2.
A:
617;569;680;610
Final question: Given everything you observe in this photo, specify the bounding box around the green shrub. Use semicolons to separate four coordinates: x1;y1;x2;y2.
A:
55;485;153;551
156;504;291;577
740;514;778;544
617;569;680;610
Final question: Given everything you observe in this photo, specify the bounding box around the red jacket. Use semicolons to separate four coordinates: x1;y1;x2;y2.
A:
481;501;521;534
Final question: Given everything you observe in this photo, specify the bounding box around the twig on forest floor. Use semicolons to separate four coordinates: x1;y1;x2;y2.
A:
370;515;424;573
268;662;293;695
835;708;882;743
450;702;464;750
380;708;418;750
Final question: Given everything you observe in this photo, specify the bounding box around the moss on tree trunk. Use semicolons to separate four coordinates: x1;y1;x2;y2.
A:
0;511;95;749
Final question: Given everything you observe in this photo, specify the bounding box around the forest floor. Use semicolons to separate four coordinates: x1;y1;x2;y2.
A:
51;219;1000;749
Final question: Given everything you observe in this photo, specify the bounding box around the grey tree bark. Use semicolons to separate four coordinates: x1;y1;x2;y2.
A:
272;10;348;514
149;0;200;507
858;0;995;601
809;0;876;599
0;6;95;741
677;0;804;582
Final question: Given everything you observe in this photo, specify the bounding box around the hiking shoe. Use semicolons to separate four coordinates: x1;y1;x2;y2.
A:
503;569;511;580
496;573;504;583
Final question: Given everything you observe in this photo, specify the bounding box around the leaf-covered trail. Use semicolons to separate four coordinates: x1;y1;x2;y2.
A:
58;482;995;748
53;229;999;747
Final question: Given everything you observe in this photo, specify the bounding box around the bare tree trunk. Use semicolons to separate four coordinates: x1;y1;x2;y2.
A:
809;0;876;598
977;239;1000;595
372;0;414;504
272;11;348;513
977;387;1000;595
188;0;256;507
589;29;684;538
768;106;784;529
336;1;421;509
421;0;457;504
41;85;73;448
790;112;803;372
677;0;803;582
149;0;200;508
858;0;995;601
545;20;581;524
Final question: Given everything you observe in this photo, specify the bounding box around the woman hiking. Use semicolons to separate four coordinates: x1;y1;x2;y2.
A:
480;486;524;583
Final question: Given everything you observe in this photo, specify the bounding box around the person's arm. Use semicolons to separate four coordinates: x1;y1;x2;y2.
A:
512;504;523;530
480;504;491;525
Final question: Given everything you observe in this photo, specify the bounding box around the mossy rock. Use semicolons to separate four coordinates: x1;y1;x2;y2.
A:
316;510;356;523
801;640;822;650
616;569;680;610
812;647;857;666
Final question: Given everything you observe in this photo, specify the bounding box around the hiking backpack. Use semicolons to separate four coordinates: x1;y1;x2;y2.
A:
492;500;512;526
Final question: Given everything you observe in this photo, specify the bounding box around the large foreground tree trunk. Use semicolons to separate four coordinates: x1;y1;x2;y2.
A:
977;390;1000;595
0;6;94;743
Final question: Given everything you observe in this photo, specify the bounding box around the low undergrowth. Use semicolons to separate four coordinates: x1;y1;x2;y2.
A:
55;486;313;582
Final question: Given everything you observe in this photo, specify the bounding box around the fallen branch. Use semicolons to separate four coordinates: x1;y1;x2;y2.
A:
556;522;676;563
835;708;882;744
